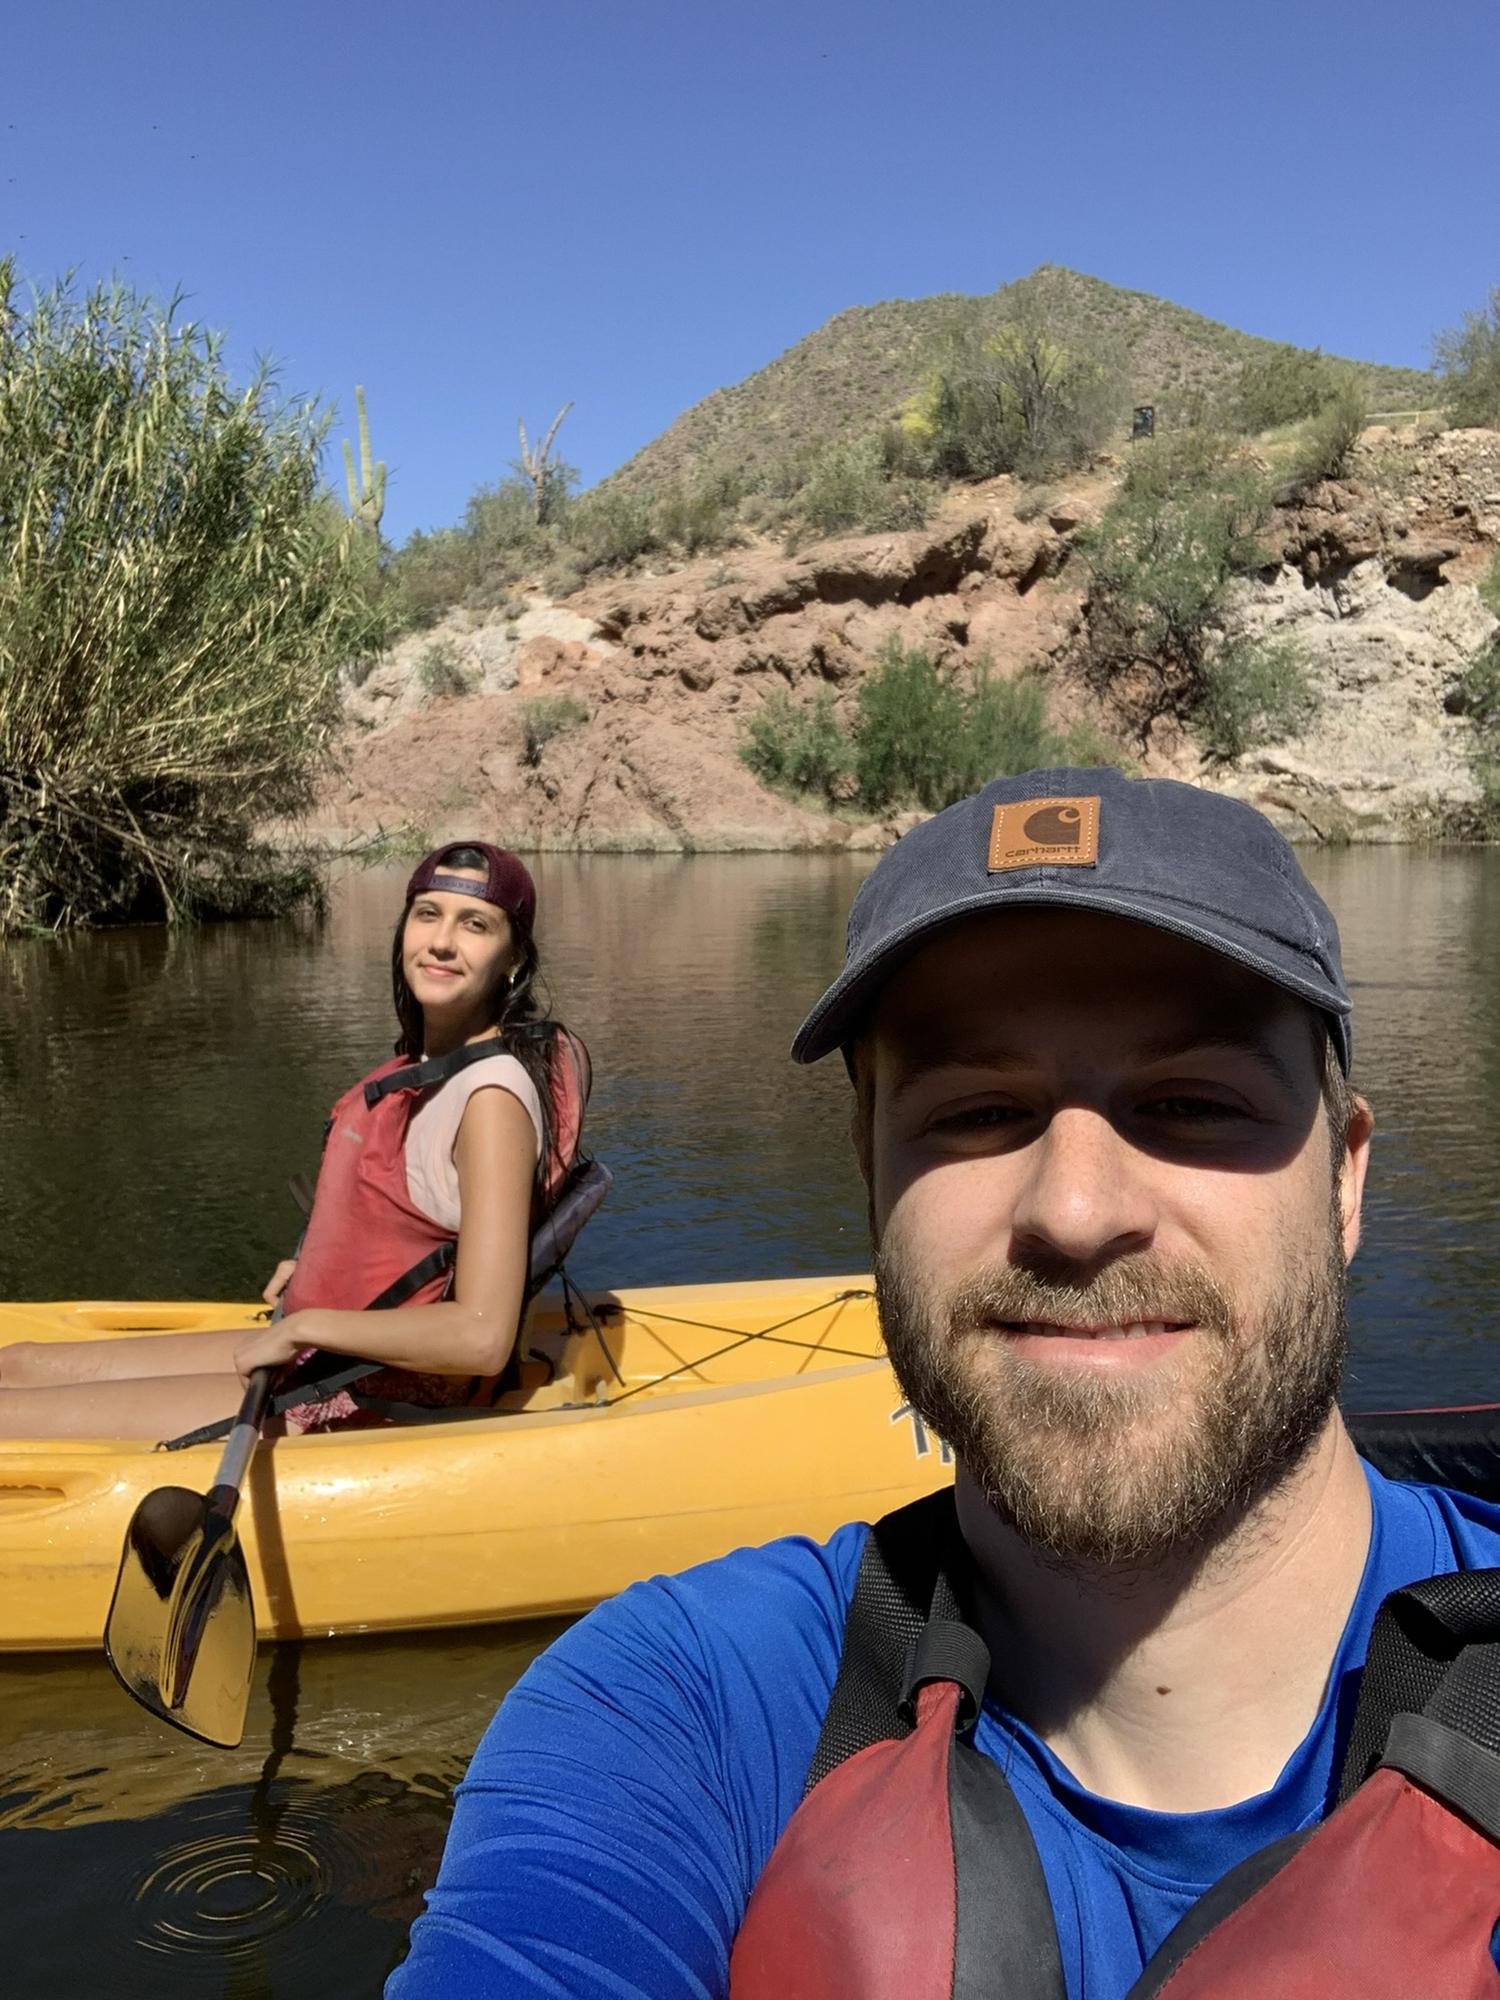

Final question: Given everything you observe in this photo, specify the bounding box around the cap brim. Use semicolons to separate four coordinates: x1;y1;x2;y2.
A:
791;886;1353;1070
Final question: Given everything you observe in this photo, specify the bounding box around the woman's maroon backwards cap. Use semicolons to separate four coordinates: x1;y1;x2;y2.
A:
405;842;537;930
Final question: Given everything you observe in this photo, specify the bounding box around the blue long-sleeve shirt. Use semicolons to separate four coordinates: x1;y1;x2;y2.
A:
389;1463;1500;2000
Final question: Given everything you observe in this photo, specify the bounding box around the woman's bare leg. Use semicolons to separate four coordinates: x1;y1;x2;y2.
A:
0;1328;246;1388
0;1373;249;1441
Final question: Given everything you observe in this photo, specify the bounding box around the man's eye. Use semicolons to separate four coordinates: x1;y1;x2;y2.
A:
932;1103;1026;1133
1141;1095;1244;1122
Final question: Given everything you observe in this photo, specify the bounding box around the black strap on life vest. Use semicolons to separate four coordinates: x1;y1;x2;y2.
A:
363;1033;531;1107
806;1424;1500;2000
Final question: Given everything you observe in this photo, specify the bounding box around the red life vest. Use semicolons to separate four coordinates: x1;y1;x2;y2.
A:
279;1026;590;1409
729;1439;1500;2000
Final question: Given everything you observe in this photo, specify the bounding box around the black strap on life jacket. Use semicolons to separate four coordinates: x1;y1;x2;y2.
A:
362;1032;538;1108
803;1422;1500;2000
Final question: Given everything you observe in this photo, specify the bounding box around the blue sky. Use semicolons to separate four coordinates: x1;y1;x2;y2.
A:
5;0;1495;542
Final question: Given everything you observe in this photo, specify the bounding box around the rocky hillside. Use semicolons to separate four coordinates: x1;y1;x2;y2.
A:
312;426;1500;853
607;266;1434;496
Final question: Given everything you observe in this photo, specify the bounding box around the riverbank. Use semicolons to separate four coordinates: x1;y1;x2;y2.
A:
304;426;1500;853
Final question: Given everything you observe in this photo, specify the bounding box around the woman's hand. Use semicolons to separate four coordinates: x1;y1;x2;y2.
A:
262;1259;298;1307
233;1317;307;1384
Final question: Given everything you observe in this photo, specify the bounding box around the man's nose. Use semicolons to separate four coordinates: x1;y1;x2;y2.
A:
1006;1106;1157;1269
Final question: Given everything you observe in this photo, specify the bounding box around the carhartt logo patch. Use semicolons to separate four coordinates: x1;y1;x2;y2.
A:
987;795;1100;871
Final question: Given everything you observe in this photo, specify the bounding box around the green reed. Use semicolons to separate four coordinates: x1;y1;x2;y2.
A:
0;261;386;932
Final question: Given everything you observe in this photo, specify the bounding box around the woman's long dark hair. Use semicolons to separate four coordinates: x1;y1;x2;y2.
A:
391;846;556;1192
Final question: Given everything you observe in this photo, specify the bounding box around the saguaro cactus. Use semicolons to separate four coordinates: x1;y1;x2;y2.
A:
342;385;387;538
516;402;573;524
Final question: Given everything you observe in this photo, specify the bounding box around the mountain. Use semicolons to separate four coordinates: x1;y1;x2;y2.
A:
609;265;1434;492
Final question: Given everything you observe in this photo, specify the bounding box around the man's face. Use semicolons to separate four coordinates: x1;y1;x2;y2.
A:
861;908;1371;1569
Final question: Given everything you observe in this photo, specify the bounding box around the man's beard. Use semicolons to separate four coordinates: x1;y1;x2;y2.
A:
875;1218;1348;1570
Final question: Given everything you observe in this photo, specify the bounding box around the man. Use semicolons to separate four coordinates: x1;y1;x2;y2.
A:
389;769;1500;2000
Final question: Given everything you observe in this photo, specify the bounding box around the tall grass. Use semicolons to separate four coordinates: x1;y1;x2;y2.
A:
0;262;386;932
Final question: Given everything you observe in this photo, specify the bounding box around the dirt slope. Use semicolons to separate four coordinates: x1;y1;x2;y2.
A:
309;430;1500;853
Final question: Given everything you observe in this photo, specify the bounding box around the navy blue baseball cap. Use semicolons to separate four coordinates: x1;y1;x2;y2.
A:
791;768;1353;1070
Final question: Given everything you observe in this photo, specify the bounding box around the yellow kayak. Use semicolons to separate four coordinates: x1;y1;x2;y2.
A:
0;1276;951;1652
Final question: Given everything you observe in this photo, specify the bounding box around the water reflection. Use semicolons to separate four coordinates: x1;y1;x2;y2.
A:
2;847;1500;1993
1;1621;566;1997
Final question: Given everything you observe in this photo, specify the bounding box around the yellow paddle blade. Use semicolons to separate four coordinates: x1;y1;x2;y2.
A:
104;1485;257;1748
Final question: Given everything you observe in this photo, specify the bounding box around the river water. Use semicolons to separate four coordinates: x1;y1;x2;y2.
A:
2;848;1498;1994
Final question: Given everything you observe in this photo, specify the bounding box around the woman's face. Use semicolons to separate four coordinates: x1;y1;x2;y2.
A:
401;867;518;1025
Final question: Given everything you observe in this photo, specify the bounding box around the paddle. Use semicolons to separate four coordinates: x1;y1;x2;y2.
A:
103;1362;275;1748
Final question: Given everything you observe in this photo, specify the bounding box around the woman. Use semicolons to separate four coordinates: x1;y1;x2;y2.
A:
0;842;583;1441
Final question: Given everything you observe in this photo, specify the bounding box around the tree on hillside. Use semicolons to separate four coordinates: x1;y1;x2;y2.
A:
1078;430;1318;756
1229;344;1339;434
1436;290;1500;429
0;261;387;933
903;303;1121;481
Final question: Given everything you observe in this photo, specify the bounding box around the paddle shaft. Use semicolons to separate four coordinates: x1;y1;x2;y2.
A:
205;1365;274;1516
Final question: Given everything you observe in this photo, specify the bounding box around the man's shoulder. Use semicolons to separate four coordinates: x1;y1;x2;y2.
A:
520;1519;872;1710
1365;1460;1500;1574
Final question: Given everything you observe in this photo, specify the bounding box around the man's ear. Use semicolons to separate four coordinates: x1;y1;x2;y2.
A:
1340;1093;1375;1263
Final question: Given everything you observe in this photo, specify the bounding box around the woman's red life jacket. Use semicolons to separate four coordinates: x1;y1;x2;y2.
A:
728;1464;1500;2000
279;1026;590;1408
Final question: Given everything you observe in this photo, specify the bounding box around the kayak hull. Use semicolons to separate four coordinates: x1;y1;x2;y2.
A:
0;1277;951;1652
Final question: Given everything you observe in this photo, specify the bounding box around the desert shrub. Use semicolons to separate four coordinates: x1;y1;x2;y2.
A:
905;308;1120;482
1479;550;1500;619
542;555;588;600
1230;345;1340;433
1435;289;1500;429
1197;635;1319;759
653;471;744;554
739;689;854;802
1077;432;1321;754
741;645;1114;812
416;639;473;699
566;487;660;572
387;477;556;627
853;644;968;810
1447;634;1500;800
519;694;589;765
1284;374;1367;492
794;430;933;539
1080;433;1272;695
854;643;1106;812
0;261;387;932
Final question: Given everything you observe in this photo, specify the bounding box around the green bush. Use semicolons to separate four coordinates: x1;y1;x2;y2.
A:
1230;345;1339;433
1448;635;1500;800
1197;635;1319;758
1479;551;1500;619
907;308;1120;482
416;639;473;699
854;643;1106;812
794;431;933;540
1080;433;1320;757
519;694;589;766
566;487;660;571
654;471;744;554
853;643;966;810
1284;374;1367;491
1080;434;1272;693
739;689;854;801
0;260;387;932
741;645;1115;813
1435;289;1500;429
